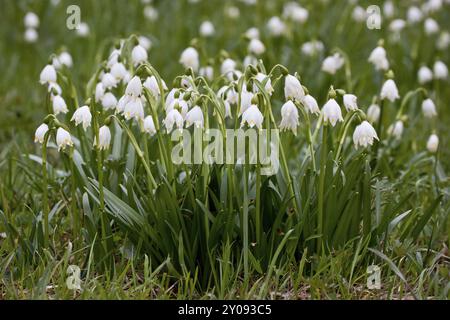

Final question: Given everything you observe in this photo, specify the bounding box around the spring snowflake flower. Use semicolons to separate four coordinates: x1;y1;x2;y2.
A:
380;79;400;102
418;66;433;84
384;0;395;18
56;128;73;151
220;58;237;76
110;62;128;82
24;12;39;28
241;105;264;130
368;46;389;71
101;72;117;90
125;76;142;97
199;66;214;81
353;121;379;148
131;45;148;66
267;16;286;37
95;83;105;102
52;95;68;115
322;98;343;127
424;18;439;35
139;36;152;51
179;47;199;72
58;52;73;68
24;28;38;43
248;39;265;55
422;98;437;118
407;6;423;24
254;73;274;96
225;6;240;19
239;87;254;115
245;27;260;39
95;125;111;150
143;76;168;99
71;106;92;130
433;61;448;79
388;120;404;139
243;55;257;68
40;65;57;85
301;40;324;56
124;97;145;121
321;53;344;75
290;6;309;24
302;95;320;115
199;21;215;37
102;92;118;110
34;124;49;144
343;94;358;111
163;109;184;133
437;32;450;50
143;115;156;135
389;19;406;33
367;104;381;123
279;101;299;134
185;106;204;128
144;5;158;21
427;134;439;153
76;22;90;37
352;6;367;22
284;74;305;101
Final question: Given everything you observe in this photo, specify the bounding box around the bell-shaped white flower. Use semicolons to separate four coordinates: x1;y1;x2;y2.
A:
125;76;142;97
199;21;215;37
254;73;274;95
95;82;105;102
76;22;90;37
418;66;433;84
437;32;450;50
427;134;439;153
143;76;167;99
185;106;204;128
388;120;404;139
353;121;379;148
143;115;157;135
24;28;38;43
48;82;62;96
322;98;343;127
321;53;344;75
71;106;92;130
239;87;254;115
139;36;152;50
220;58;237;76
144;5;158;21
40;65;57;85
163;109;184;133
279;101;299;134
290;6;308;23
301;40;324;56
243;55;257;68
303;94;320;115
343;94;358;111
384;1;395;18
284;74;304;101
199;66;214;81
116;95;130;113
424;18;439;35
245;27;260;39
95;125;111;150
52;95;68;115
380;79;400;102
352;6;367;22
110;62;128;81
422;98;437;118
248;39;265;55
131;45;148;66
124;98;144;121
368;46;389;71
407;6;423;24
389;19;406;33
24;12;39;28
34;124;49;144
367;104;381;123
102;92;117;110
101;72;117;90
267;16;286;37
56;128;73;151
58;52;73;68
179;47;199;72
225;6;240;19
241;104;264;129
433;61;448;79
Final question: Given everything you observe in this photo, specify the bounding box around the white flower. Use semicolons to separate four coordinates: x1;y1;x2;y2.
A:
220;58;237;76
185;106;204;128
424;18;439;35
101;72;117;90
167;99;189;117
102;92;117;110
303;94;320;115
322;99;343;127
179;47;199;72
245;27;260;39
407;6;423;24
422;98;437;118
76;22;90;37
368;46;389;71
225;6;240;19
24;28;38;43
125;76;142;97
353;121;379;148
139;36;152;50
384;1;395;18
199;21;215;37
199;66;214;81
343;94;358;111
95;83;105;102
34;124;49;144
71;106;92;130
48;82;62;96
388;120;404;139
284;74;305;101
433;61;448;79
352;6;367;22
437;32;450;50
143;76;167;99
239;87;254;115
144;5;158;21
248;39;265;55
124;98;144;121
418;66;433;84
143;115;156;135
110;62;128;81
116;95;130;113
24;12;39;28
107;48;121;68
52;95;68;115
241;105;264;129
389;19;406;33
301;40;324;56
279;101;299;134
56;128;73;151
321;53;344;75
40;65;57;85
367;104;380;123
131;45;148;66
427;134;439;153
243;55;258;68
95;126;111;150
254;73;274;95
58;52;73;68
380;79;400;102
163;109;184;133
267;16;286;37
290;6;308;23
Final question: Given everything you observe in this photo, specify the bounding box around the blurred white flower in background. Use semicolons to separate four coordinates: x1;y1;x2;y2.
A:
24;28;38;43
199;21;215;37
248;38;265;55
388;120;404;139
267;16;286;37
407;6;423;24
301;40;324;57
368;46;389;71
427;134;439;153
352;6;367;22
34;124;49;144
102;92;118;111
131;44;148;66
422;98;437;118
139;36;152;51
254;73;273;95
24;12;39;28
367;104;381;123
321;53;344;75
424;18;439;35
225;6;240;19
101;72;118;90
383;1;395;18
143;115;157;135
418;66;433;84
144;6;159;22
199;66;214;81
433;61;448;79
179;47;200;72
245;27;260;39
76;22;90;37
40;65;57;85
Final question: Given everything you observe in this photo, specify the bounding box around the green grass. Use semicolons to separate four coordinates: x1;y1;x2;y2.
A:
0;0;449;299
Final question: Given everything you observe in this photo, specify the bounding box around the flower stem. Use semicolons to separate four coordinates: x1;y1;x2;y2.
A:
317;125;328;253
42;132;50;248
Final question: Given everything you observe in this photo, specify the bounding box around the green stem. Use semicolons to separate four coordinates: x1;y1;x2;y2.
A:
317;125;328;253
42;132;51;248
69;147;79;244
